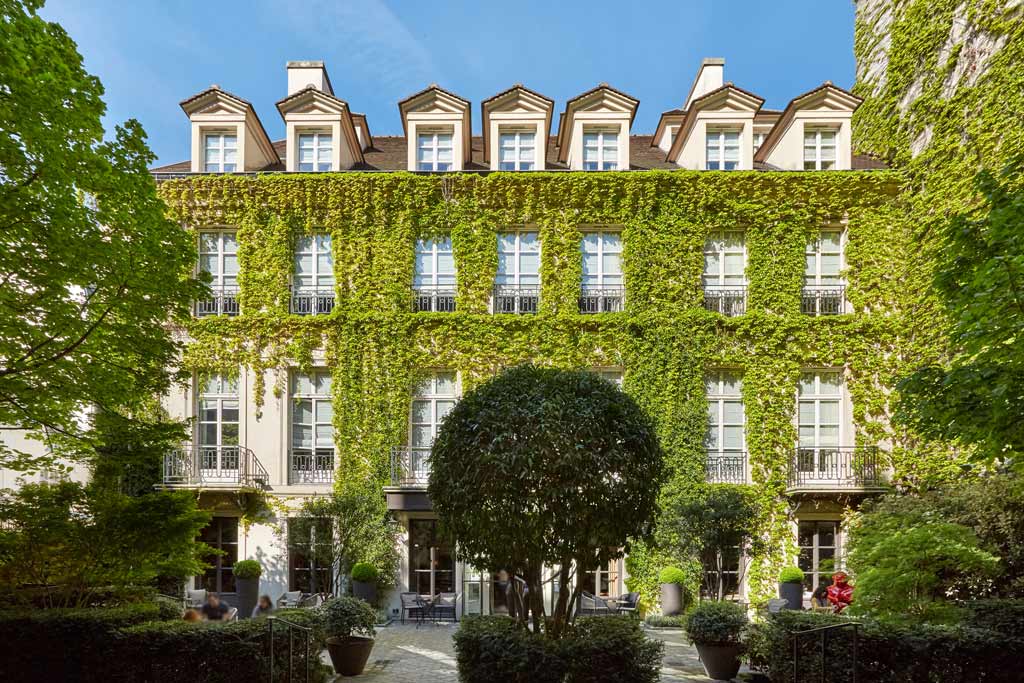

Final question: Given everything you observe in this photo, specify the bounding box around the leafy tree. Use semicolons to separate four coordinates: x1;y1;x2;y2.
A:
0;481;213;607
429;365;666;638
667;484;766;601
896;157;1024;470
0;0;203;472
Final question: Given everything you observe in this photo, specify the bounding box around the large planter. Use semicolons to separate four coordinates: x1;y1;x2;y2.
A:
778;581;803;611
326;636;375;676
236;577;259;620
352;580;377;605
695;643;742;681
660;583;683;616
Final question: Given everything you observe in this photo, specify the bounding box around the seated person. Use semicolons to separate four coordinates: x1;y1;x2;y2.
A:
200;592;230;621
811;577;832;607
182;608;202;622
251;594;274;618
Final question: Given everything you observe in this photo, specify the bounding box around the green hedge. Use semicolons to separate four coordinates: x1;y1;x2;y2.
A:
453;615;662;683
747;610;1024;683
0;604;329;683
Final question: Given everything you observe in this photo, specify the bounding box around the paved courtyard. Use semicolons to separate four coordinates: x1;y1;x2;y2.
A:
329;622;754;682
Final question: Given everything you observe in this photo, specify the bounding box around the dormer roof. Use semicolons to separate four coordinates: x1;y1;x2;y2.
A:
179;85;279;168
555;83;639;163
480;84;554;163
397;84;472;164
665;83;765;162
275;86;364;164
754;82;862;162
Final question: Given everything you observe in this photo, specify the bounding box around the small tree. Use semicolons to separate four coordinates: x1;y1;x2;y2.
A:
668;484;766;601
429;365;666;638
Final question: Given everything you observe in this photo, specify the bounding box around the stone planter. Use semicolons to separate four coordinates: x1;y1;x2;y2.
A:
352;580;377;605
695;643;742;681
660;582;683;616
235;577;259;619
326;635;374;676
779;581;803;610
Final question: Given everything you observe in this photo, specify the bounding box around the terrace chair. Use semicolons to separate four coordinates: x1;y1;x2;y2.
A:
224;606;238;621
277;591;304;609
433;592;458;623
186;589;207;609
578;591;613;617
400;592;424;624
617;592;640;615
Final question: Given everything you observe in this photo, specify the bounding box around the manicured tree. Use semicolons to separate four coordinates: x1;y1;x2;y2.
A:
429;365;666;638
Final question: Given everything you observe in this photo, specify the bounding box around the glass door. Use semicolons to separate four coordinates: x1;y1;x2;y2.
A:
197;373;240;483
409;519;454;597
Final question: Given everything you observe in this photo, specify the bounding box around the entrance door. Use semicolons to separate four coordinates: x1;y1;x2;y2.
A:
197;516;238;594
409;519;454;596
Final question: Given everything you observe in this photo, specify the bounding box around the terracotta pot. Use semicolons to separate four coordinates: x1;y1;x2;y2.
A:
326;635;375;676
695;642;742;681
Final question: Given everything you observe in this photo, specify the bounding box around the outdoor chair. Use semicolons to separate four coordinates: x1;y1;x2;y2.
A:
400;592;424;624
578;591;617;617
224;607;238;621
617;592;640;615
433;592;458;622
186;589;207;608
277;591;304;609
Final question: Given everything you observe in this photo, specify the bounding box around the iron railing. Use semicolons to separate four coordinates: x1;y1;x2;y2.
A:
493;286;539;314
792;622;859;683
288;450;335;484
578;286;624;314
267;616;312;683
162;444;268;488
787;447;884;490
412;288;457;313
390;447;430;487
290;286;336;315
704;286;747;317
196;285;240;317
706;452;747;484
802;286;846;316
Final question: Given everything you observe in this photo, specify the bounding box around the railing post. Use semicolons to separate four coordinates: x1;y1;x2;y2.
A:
305;628;311;683
793;632;799;683
289;627;294;682
268;616;275;683
852;624;859;683
820;629;826;683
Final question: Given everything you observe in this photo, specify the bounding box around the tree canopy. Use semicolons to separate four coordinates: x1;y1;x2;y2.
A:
429;365;666;636
0;0;203;471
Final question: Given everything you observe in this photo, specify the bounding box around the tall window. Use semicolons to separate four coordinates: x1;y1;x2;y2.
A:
197;231;239;316
582;130;618;170
197;517;238;593
703;231;746;316
799;520;840;593
798;370;842;451
204;133;237;172
706;130;739;170
197;373;239;479
580;231;623;312
803;230;844;315
288;517;334;594
293;234;334;314
414;237;456;312
417;132;453;171
298;132;332;172
803;130;837;170
409;372;457;482
706;371;745;481
290;370;334;484
494;231;539;313
580;558;623;598
409;519;454;595
499;131;535;170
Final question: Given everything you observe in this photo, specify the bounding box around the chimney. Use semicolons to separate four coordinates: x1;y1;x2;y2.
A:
683;57;725;110
286;60;334;96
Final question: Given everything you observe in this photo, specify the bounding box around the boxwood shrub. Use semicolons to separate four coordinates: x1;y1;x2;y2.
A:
644;614;685;628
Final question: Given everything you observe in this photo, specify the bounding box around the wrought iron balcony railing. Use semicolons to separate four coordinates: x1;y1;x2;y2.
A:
706;452;747;484
493;286;539;314
288;450;335;484
162;444;268;488
578;286;625;314
290;286;336;315
195;285;240;317
787;446;884;491
703;287;747;317
390;447;430;487
412;288;457;313
801;286;846;316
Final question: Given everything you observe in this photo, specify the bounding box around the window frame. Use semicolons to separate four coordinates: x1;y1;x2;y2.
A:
580;230;623;290
203;132;238;173
498;129;536;171
408;371;459;480
198;230;239;290
797;369;844;450
702;230;747;288
294;233;335;291
803;128;838;170
297;131;333;172
582;128;619;171
804;229;844;287
290;369;334;482
197;516;239;594
414;237;456;291
196;372;239;449
705;370;745;457
706;129;741;170
416;131;454;171
799;519;841;594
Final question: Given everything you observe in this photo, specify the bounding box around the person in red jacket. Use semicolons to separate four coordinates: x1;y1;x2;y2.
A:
826;571;854;613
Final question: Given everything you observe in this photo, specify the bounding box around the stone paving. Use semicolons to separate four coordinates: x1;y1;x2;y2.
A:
329;622;754;682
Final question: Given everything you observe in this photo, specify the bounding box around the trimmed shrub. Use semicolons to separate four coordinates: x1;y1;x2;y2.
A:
453;616;566;683
962;599;1024;634
233;559;262;580
563;616;663;683
350;561;379;583
322;596;376;639
683;600;747;645
779;566;805;583
658;566;688;585
644;614;685;628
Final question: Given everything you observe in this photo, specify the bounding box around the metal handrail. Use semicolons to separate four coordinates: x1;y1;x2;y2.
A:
390;447;430;487
195;284;240;317
793;622;858;683
703;286;747;317
289;450;335;484
492;285;540;314
290;285;336;315
162;444;269;488
801;285;846;316
412;287;457;313
788;446;883;489
578;286;625;314
267;616;311;683
706;452;747;484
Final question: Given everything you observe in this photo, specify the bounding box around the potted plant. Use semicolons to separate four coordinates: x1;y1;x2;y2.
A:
683;600;748;681
658;566;688;616
350;562;379;605
778;565;804;611
324;596;377;676
233;559;262;619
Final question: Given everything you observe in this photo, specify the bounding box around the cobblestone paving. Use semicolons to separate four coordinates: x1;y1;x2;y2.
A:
330;623;753;682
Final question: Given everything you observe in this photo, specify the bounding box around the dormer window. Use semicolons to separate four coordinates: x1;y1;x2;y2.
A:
499;130;535;171
583;129;618;171
417;131;453;171
298;132;332;172
803;129;837;170
752;131;767;154
204;133;238;172
706;130;739;170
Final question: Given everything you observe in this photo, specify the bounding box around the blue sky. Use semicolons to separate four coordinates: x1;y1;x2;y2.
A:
41;0;856;166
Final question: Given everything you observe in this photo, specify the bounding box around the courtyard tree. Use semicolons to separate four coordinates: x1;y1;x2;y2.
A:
429;365;666;637
0;0;204;473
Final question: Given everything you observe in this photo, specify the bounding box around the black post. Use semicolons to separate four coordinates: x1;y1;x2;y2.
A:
793;634;799;683
268;617;275;683
289;628;294;682
852;625;859;683
305;629;311;683
820;629;827;683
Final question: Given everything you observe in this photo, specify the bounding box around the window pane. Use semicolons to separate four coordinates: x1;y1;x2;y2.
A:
436;372;457;395
819;372;842;394
520;253;539;275
723;400;743;423
411;400;431;423
799;373;816;395
798;402;816;425
582;233;599;252
583;254;598;275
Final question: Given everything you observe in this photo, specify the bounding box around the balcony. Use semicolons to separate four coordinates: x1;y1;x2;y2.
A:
579;286;624;314
801;286;846;315
195;285;239;317
290;286;336;315
288;450;334;485
706;452;747;484
389;447;430;488
493;286;539;314
161;444;268;488
703;287;746;317
786;446;886;493
413;288;457;313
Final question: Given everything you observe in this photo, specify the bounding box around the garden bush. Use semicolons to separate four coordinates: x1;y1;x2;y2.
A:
779;566;804;583
658;566;688;585
563;616;663;683
233;559;262;580
683;600;747;645
350;561;379;583
644;614;685;628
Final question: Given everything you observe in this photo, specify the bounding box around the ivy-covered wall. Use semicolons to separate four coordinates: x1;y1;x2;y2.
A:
157;170;910;606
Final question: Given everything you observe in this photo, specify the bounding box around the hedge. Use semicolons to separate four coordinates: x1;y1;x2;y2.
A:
0;603;330;683
747;610;1024;683
453;615;662;683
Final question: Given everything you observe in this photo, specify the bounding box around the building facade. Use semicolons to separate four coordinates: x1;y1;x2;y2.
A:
151;58;903;616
